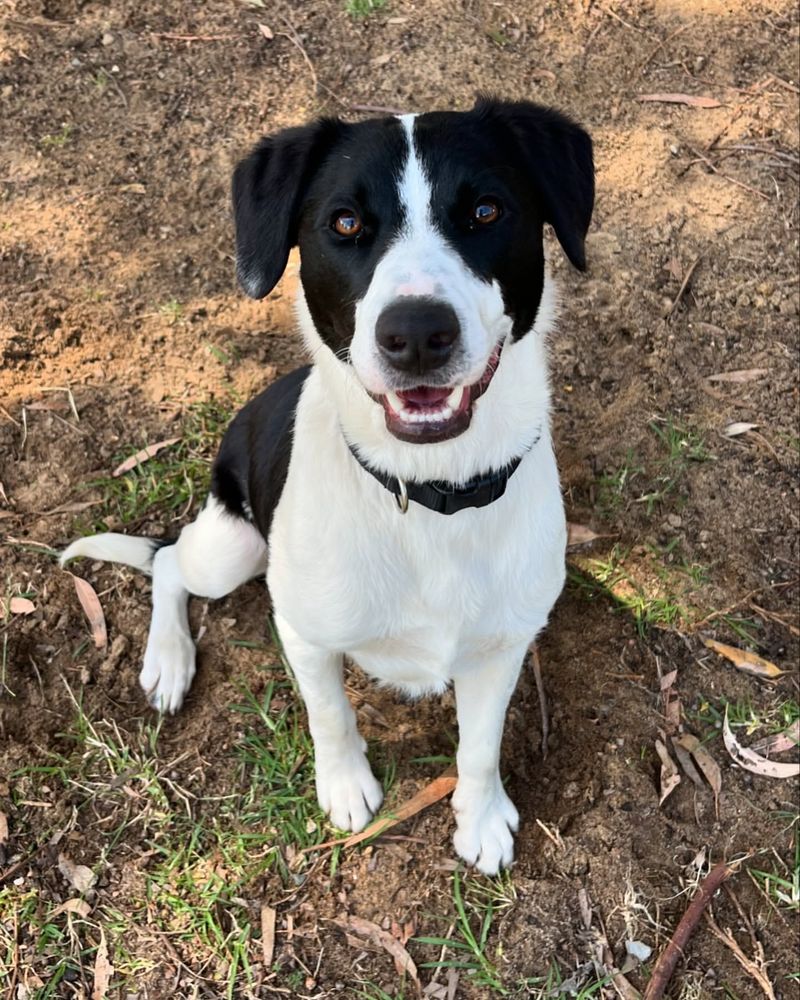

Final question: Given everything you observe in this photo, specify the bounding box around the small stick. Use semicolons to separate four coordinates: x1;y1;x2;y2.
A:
644;860;735;1000
530;644;549;757
349;104;408;116
704;911;776;1000
639;25;686;73
685;144;770;200
662;256;701;318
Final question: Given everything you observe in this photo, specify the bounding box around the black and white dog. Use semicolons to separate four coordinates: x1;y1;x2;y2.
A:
62;98;593;874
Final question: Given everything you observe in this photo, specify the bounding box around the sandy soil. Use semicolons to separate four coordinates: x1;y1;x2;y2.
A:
1;1;798;997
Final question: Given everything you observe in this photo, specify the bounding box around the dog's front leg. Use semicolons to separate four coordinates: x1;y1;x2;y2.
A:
274;614;383;832
451;646;528;875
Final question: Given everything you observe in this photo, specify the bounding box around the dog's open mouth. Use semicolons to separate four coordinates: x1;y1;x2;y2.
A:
373;342;503;443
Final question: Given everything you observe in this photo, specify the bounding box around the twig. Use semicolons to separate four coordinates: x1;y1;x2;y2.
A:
643;860;735;1000
684;144;770;200
693;578;796;628
704;910;776;1000
0;404;21;428
749;602;800;636
639;25;686;73
530;644;549;757
150;32;237;42
349;103;407;116
662;256;701;318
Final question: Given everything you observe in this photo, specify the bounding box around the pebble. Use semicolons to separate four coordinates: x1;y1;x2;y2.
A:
102;32;114;46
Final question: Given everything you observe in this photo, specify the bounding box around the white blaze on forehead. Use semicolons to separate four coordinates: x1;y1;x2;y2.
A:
397;113;432;237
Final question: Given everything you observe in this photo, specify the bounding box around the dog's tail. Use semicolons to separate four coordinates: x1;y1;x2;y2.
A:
60;534;172;575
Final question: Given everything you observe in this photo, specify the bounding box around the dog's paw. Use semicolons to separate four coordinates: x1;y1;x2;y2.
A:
315;750;384;833
140;629;196;714
452;781;519;875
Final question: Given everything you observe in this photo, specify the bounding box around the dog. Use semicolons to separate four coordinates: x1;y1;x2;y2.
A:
61;97;594;874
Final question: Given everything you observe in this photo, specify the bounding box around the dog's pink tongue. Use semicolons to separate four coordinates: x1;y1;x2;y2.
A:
397;386;450;407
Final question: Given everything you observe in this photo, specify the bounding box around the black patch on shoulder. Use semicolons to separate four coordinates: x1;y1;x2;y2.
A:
211;366;312;542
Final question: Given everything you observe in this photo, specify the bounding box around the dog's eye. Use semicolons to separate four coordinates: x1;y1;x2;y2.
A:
473;199;501;225
332;210;363;237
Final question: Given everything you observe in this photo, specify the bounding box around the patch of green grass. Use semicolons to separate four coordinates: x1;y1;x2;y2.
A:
7;672;326;995
718;613;763;646
689;695;800;742
40;123;73;148
416;868;514;993
568;545;697;636
158;298;184;324
636;418;712;513
597;418;712;517
597;449;645;515
346;0;387;17
87;396;235;528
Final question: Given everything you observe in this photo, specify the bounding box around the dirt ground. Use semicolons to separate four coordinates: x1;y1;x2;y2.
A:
1;1;799;997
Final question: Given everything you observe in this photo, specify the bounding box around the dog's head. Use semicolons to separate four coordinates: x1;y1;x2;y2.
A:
233;98;593;445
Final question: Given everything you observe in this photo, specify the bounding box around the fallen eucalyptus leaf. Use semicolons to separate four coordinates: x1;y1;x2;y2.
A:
723;708;800;779
723;421;758;437
112;437;181;477
704;639;784;680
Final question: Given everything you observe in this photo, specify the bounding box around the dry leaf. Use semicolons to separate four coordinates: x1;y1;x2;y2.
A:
58;853;97;892
723;421;758;437
671;737;705;789
92;928;113;999
335;915;419;982
261;904;276;968
751;721;800;756
53;898;92;918
707;368;769;383
704;639;784;680
0;811;7;845
638;92;722;108
675;733;721;816
118;183;146;194
111;437;181;477
371;52;392;66
723;708;800;779
8;596;35;615
655;739;681;805
567;522;599;548
71;575;108;651
305;768;457;852
257;22;273;40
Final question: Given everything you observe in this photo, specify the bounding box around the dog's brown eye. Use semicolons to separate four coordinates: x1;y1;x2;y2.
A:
473;199;501;225
332;210;362;237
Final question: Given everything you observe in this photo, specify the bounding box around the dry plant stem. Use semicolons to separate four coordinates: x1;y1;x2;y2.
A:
663;256;701;318
685;143;770;199
704;911;776;1000
531;644;549;758
643;861;734;1000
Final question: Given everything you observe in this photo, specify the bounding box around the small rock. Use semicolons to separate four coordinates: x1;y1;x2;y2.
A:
101;31;114;46
667;513;682;529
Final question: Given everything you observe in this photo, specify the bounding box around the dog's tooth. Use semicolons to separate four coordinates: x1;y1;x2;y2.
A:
446;385;466;408
386;391;404;415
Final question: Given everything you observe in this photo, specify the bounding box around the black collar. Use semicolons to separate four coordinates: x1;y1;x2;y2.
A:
346;440;533;516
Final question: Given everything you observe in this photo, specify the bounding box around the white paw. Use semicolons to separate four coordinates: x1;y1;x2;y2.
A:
139;629;196;714
452;781;519;875
315;747;384;833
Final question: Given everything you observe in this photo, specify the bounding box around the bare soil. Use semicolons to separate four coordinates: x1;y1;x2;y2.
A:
1;1;799;998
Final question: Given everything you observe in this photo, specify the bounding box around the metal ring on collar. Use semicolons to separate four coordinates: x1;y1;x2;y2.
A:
394;477;409;514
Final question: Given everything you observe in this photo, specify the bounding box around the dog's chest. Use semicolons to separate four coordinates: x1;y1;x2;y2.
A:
268;413;566;691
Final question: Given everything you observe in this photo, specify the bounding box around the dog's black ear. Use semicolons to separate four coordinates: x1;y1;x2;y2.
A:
232;119;341;299
475;97;594;271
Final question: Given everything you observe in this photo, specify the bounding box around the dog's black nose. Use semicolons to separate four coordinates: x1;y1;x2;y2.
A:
375;300;460;374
